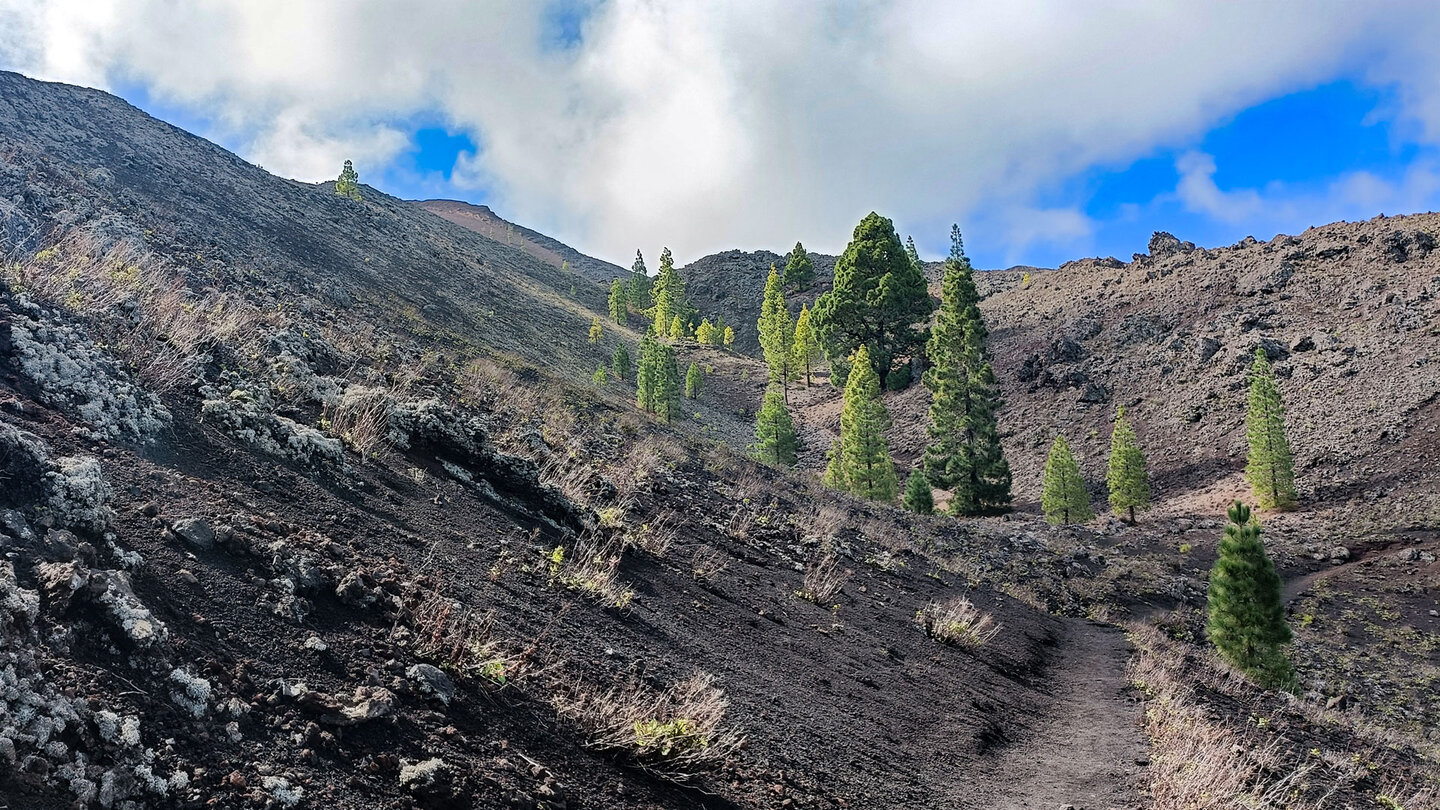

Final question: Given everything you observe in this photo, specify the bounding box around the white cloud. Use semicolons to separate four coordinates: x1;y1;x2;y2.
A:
5;1;1440;264
1173;149;1440;237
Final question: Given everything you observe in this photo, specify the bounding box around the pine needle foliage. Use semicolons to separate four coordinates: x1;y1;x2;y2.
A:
791;304;822;387
783;241;815;290
1206;501;1294;689
628;250;651;311
636;335;680;421
1041;435;1092;525
922;226;1010;515
811;212;931;388
611;343;631;383
722;326;735;349
1106;406;1150;523
684;362;703;399
334;160;362;201
823;346;898;501
1245;349;1297;510
902;469;934;515
588;317;603;344
651;247;685;336
752;388;799;466
608;279;627;324
758;264;796;397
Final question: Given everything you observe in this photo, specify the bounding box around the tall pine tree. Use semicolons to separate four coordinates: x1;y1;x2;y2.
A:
752;387;799;466
636;333;659;413
922;226;1010;515
758;264;796;399
627;250;651;311
611;343;631;383
1041;435;1093;525
791;304;822;387
588;317;603;344
1106;406;1150;523
1245;349;1296;510
811;212;932;388
651;247;685;336
823;346;899;501
637;337;681;422
1206;501;1294;688
608;279;627;324
783;241;815;290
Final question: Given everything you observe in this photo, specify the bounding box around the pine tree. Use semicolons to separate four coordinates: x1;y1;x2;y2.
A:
695;318;717;346
654;342;681;422
812;213;931;388
1206;501;1294;689
758;264;796;399
904;235;923;278
608;279;627;324
902;469;934;515
588;317;603;344
612;343;631;383
651;247;685;335
1106;406;1151;523
636;334;659;413
752;387;798;466
783;241;815;290
722;326;736;349
1245;349;1297;510
823;346;898;501
1041;435;1093;525
627;250;651;311
791;304;821;387
922;226;1010;515
685;362;703;399
335;160;362;201
668;314;685;341
592;364;608;386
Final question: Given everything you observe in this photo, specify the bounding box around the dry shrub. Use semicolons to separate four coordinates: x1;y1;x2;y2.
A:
690;547;729;583
552;672;744;783
794;503;847;545
407;587;539;687
326;386;394;460
796;551;850;604
1127;624;1434;809
7;237;260;394
548;532;633;609
538;449;597;505
611;435;670;498
630;510;678;557
916;597;1000;647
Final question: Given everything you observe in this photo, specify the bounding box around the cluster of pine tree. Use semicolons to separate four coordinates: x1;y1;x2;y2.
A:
608;248;736;349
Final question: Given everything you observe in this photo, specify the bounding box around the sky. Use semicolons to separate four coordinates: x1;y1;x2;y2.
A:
5;1;1440;270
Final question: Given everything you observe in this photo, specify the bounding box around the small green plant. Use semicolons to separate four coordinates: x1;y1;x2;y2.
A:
1376;795;1405;810
633;718;704;757
546;545;565;582
1179;542;1193;553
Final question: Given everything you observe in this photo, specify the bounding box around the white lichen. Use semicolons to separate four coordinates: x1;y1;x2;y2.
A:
7;310;171;441
262;775;304;808
44;455;114;533
166;668;211;719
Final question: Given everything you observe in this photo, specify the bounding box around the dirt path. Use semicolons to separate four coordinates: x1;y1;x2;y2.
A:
978;619;1148;810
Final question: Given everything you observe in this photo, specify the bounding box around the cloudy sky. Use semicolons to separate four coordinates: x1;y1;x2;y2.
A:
5;1;1440;269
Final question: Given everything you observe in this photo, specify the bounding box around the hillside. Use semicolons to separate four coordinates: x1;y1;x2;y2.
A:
415;199;624;285
0;69;1437;810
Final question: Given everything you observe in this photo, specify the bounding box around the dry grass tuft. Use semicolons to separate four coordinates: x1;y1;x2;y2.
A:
547;532;634;609
552;671;745;783
690;546;729;584
794;503;848;546
326;386;394;460
795;551;850;605
916;597;1000;647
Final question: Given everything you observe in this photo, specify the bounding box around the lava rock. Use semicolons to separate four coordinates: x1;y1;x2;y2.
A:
171;518;215;550
407;664;456;706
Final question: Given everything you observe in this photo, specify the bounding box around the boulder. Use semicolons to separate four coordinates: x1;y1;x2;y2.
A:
1148;231;1195;258
407;664;456;706
399;758;454;802
171;518;215;550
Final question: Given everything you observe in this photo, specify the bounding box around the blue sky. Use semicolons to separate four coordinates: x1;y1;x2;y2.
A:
10;2;1440;270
